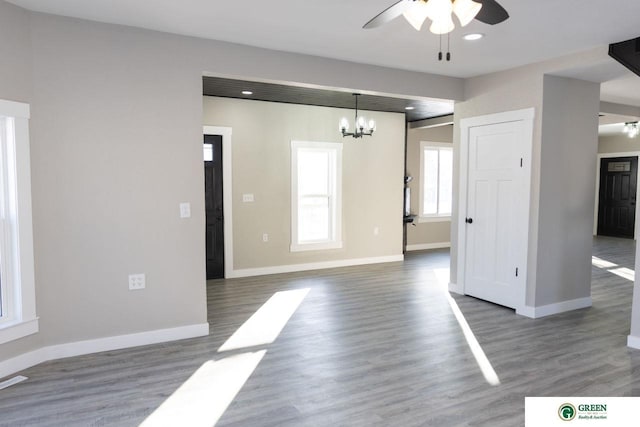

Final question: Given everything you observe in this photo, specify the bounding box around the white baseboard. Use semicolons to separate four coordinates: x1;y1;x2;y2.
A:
627;335;640;349
516;297;592;319
448;282;464;295
227;255;404;279
0;323;209;380
406;242;451;251
0;348;46;381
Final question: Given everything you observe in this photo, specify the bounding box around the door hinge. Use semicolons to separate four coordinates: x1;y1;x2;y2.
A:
520;158;523;168
515;267;519;277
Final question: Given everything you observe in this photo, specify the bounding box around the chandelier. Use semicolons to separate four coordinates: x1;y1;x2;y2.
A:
339;94;376;139
624;122;639;138
402;0;483;35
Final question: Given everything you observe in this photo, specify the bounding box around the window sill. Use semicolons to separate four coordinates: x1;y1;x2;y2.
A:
0;318;39;345
418;216;452;223
290;241;343;252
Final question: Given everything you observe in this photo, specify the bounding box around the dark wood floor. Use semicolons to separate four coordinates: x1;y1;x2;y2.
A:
1;237;640;426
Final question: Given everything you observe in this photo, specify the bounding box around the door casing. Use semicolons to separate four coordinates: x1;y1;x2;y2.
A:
455;108;535;315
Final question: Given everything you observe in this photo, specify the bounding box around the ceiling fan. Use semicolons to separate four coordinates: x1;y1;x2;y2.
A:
363;0;509;33
363;0;509;61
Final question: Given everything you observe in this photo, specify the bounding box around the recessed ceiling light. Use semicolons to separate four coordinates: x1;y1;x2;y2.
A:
463;33;484;41
405;106;415;110
241;90;253;95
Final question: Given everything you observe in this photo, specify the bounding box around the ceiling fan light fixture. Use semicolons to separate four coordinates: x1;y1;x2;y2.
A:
427;0;454;34
402;1;432;31
429;15;455;35
453;0;483;27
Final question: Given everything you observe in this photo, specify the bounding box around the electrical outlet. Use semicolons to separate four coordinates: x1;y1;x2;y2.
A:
243;194;254;203
262;233;269;242
129;274;145;290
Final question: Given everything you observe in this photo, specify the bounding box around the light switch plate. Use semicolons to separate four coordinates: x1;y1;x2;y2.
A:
180;202;191;218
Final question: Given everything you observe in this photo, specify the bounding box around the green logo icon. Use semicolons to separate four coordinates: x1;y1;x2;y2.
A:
558;403;576;421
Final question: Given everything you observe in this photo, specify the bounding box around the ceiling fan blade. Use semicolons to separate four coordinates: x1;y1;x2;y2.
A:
474;0;509;25
363;0;414;29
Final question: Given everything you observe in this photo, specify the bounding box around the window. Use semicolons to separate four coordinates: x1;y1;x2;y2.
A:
420;142;453;221
291;141;342;252
0;99;38;344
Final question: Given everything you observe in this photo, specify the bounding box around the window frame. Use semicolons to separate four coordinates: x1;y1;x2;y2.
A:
419;141;453;223
290;140;343;252
0;99;38;345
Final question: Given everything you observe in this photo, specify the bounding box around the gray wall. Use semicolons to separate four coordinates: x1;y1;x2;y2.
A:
453;66;600;308
203;97;405;269
0;1;31;104
0;3;463;364
405;125;453;247
536;75;600;305
599;133;640;154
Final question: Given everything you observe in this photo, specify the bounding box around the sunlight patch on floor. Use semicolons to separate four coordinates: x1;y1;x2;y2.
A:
218;288;310;352
141;351;267;427
609;267;635;281
592;256;618;269
144;288;310;425
434;268;501;387
592;256;634;281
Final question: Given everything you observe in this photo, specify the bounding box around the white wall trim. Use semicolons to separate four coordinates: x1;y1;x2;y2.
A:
0;99;30;119
593;151;640;239
516;297;592;319
0;323;209;380
419;141;453;219
203;126;233;278
417;216;451;223
290;140;343;253
0;100;38;344
457;108;535;311
448;282;464;295
406;242;450;251
227;255;404;279
627;335;640;349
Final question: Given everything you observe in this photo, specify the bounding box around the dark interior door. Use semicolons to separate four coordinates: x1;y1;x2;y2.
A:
598;156;638;238
204;135;224;279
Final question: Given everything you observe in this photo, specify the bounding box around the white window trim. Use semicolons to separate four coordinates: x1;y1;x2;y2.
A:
0;99;38;345
290;140;343;252
419;141;453;221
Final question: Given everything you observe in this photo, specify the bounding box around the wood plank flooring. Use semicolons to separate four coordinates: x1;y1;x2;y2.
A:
1;237;640;426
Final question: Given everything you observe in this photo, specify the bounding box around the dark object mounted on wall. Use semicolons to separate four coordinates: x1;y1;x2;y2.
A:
609;37;640;78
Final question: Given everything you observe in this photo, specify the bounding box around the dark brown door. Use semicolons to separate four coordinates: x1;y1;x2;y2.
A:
597;156;638;238
204;135;224;279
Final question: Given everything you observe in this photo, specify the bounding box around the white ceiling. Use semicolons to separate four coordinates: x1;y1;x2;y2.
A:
6;0;640;106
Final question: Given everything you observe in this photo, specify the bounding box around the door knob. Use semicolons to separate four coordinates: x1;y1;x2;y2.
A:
465;218;473;224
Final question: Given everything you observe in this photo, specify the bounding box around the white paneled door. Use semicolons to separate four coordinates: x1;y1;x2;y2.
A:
461;113;532;310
